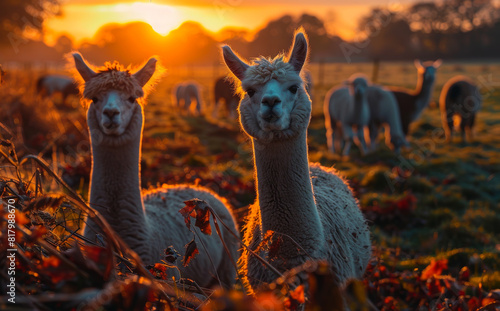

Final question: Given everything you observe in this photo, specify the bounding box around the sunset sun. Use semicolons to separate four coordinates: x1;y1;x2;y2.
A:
111;2;181;35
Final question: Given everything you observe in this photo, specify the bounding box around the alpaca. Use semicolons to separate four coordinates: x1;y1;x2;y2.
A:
222;30;371;294
0;65;4;84
72;53;239;289
366;85;408;153
304;70;313;100
36;74;79;107
214;76;239;118
173;82;202;115
324;74;370;156
389;59;442;136
439;75;482;142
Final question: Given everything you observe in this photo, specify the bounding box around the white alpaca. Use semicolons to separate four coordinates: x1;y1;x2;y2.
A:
36;74;79;106
173;82;202;115
324;74;370;156
389;59;441;137
439;75;482;143
222;31;371;294
366;85;408;153
72;53;239;289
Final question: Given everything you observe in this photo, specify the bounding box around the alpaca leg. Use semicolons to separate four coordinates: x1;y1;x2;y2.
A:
213;100;220;118
368;123;378;152
195;95;202;116
326;119;336;153
335;124;344;154
459;116;467;143
444;110;454;142
342;125;354;156
353;127;367;155
465;113;476;142
185;95;192;115
359;127;368;155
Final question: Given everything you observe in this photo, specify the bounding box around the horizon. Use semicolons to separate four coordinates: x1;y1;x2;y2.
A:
43;1;407;46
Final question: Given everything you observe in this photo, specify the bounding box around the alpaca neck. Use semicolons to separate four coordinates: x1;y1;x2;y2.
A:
253;132;324;255
88;118;146;236
352;95;368;120
414;74;435;114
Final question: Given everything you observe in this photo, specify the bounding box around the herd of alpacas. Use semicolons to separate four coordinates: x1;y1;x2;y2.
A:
9;29;482;307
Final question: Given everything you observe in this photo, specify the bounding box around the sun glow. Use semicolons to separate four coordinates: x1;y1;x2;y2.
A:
109;2;181;35
45;2;183;42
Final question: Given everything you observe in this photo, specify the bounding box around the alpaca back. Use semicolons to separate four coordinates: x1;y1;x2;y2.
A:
325;86;369;126
36;75;74;97
309;163;371;280
240;164;371;291
215;77;239;109
367;85;405;141
143;184;239;288
440;76;481;117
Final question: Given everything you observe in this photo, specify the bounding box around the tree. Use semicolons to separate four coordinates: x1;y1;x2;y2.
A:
0;0;61;48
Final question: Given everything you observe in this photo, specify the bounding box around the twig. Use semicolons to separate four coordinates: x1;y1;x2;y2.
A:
205;205;285;282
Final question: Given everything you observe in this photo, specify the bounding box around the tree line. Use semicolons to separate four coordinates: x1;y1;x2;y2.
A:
0;0;499;65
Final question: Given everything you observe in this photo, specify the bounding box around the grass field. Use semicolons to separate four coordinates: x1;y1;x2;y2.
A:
1;61;499;310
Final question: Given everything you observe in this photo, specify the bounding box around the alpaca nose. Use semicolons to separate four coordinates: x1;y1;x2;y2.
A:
103;108;119;119
261;95;281;107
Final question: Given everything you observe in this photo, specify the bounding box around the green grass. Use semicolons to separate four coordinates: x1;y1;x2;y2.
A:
1;61;499;306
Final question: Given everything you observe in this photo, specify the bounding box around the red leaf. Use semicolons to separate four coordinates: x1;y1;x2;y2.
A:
290;285;305;304
179;200;197;230
268;236;283;259
182;239;199;267
195;205;212;235
421;259;448;280
180;199;213;235
459;266;470;282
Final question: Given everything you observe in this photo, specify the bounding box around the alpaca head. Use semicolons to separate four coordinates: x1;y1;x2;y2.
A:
72;53;157;140
222;30;311;143
415;59;441;84
347;74;369;102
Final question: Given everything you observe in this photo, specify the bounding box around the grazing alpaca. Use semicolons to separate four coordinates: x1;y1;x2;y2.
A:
366;85;408;153
214;76;239;118
72;53;238;289
36;74;79;106
439;75;482;142
304;70;313;100
173;82;202;115
389;59;442;136
222;30;371;294
324;74;370;156
0;65;4;84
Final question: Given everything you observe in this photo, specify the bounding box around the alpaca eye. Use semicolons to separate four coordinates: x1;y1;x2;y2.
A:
128;97;136;103
289;85;298;94
246;89;256;98
91;97;98;103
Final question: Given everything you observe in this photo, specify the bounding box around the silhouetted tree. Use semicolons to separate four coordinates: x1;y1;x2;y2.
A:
248;15;296;58
0;0;61;48
359;0;500;59
248;14;344;61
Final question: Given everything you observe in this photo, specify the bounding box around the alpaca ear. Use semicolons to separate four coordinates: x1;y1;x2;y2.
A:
73;52;96;82
433;59;442;68
222;45;249;81
133;58;157;87
414;59;424;70
288;30;309;73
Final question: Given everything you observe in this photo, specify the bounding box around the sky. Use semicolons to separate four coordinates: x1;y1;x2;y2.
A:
45;0;415;44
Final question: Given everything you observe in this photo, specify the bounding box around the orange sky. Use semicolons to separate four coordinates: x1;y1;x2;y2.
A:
44;1;386;45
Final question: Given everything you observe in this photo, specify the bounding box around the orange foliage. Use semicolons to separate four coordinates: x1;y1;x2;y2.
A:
421;258;448;280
